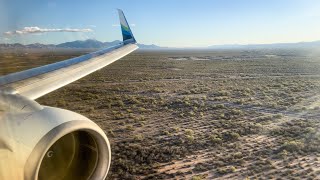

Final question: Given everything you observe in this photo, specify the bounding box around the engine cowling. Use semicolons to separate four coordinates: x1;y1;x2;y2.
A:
0;94;111;180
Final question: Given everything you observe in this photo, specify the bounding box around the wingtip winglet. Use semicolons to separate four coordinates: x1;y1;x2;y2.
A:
117;9;136;44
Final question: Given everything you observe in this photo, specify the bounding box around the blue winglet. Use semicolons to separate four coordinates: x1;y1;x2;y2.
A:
117;9;136;44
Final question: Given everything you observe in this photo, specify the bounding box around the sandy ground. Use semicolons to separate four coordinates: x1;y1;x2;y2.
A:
1;48;320;179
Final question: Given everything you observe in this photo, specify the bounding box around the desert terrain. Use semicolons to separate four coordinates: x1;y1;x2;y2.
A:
1;48;320;179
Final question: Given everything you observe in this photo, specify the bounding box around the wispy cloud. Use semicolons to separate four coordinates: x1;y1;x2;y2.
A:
4;27;93;36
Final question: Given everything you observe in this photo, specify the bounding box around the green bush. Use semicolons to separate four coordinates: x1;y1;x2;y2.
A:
191;174;208;180
185;129;194;136
133;134;144;141
282;141;304;152
210;135;223;145
223;132;240;141
217;166;236;175
186;135;195;142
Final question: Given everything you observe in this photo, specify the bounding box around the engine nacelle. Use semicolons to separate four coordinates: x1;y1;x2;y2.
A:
0;94;111;180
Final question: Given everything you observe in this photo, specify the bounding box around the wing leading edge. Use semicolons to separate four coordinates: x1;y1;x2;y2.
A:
0;10;138;100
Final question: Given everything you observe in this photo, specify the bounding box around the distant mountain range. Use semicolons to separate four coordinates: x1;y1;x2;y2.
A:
0;39;163;49
208;41;320;49
1;39;320;50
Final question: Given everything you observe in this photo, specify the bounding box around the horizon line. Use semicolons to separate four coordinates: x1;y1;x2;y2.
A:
0;39;320;48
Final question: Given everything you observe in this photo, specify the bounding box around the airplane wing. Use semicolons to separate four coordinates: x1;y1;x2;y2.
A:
0;9;138;100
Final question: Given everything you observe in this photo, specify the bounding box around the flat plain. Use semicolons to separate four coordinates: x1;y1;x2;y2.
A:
1;48;320;179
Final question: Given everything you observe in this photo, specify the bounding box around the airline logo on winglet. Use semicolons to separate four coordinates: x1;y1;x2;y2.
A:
118;9;136;44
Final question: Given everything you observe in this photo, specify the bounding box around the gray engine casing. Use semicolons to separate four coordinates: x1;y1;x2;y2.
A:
0;94;111;180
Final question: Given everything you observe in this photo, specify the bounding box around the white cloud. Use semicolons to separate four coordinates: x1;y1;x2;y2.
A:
4;27;93;36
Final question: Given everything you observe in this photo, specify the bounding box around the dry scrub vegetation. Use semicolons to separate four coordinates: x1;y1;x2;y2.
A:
2;48;320;179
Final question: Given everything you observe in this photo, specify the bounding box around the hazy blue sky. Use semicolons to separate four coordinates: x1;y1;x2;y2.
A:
1;0;320;47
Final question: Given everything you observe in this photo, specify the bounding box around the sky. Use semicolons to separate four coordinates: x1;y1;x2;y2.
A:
1;0;320;47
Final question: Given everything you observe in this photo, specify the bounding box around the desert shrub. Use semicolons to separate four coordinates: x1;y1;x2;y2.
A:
210;135;223;145
126;109;133;113
57;99;67;107
134;116;146;123
139;107;147;112
223;132;240;141
173;127;180;132
188;110;195;116
191;174;208;180
133;134;144;141
214;104;225;109
126;125;134;131
230;166;236;172
277;150;288;159
161;130;171;136
235;99;244;105
232;152;243;159
216;90;230;96
87;106;95;113
186;135;195;143
281;141;304;152
107;130;115;137
230;109;243;115
117;100;125;107
129;113;135;119
274;114;283;119
193;163;210;172
114;111;125;120
305;127;316;134
256;115;273;123
185;129;194;136
217;166;236;175
270;119;315;139
219;113;225;119
106;103;112;109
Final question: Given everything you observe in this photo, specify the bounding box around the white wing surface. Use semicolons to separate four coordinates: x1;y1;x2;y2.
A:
0;10;138;100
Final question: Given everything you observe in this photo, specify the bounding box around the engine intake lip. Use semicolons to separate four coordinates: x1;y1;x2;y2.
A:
24;120;111;180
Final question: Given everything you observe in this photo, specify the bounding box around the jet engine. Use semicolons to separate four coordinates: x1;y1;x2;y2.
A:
0;94;111;180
